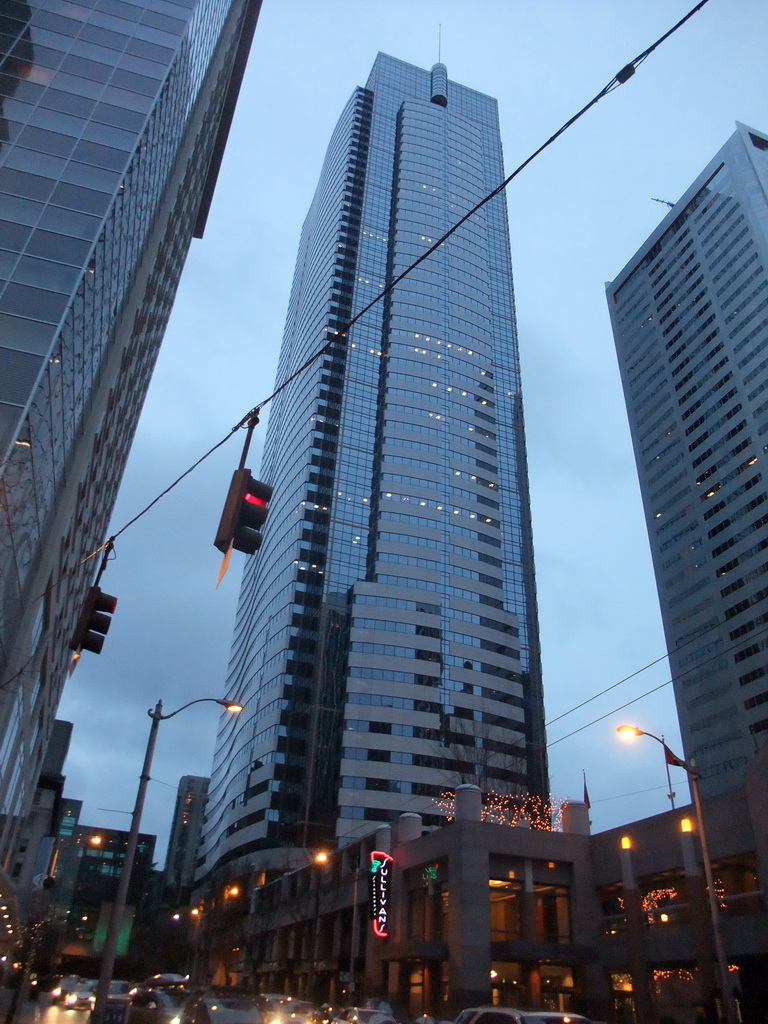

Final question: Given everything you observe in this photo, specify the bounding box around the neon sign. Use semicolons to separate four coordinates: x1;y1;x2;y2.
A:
369;850;393;937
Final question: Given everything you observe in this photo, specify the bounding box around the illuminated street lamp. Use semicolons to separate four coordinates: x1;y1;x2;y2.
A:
617;725;737;1024
307;851;329;1001
91;697;242;1024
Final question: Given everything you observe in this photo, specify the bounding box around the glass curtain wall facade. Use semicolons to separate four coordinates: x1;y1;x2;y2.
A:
199;54;546;879
607;123;768;797
0;0;261;871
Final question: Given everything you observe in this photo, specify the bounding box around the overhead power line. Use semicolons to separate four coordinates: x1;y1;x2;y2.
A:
3;0;712;700
548;621;768;747
74;0;711;569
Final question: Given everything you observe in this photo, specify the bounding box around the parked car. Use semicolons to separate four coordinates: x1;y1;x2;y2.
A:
453;1009;594;1024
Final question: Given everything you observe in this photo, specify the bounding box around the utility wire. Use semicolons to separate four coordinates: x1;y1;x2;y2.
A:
3;0;713;703
237;0;711;420
545;597;750;727
63;0;711;579
548;621;768;747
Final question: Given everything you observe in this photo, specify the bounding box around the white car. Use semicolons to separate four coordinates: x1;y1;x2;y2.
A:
64;981;97;1010
453;1009;594;1024
259;997;315;1024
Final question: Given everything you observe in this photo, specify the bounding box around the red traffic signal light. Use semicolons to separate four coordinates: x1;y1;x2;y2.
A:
70;585;118;655
214;469;273;555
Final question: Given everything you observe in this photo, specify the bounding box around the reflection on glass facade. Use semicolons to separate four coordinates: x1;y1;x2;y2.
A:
607;123;768;797
200;54;547;879
0;0;261;869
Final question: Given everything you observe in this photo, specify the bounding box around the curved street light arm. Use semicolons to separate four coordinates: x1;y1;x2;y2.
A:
148;696;241;721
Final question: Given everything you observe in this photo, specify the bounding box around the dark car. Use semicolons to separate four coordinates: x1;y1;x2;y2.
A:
128;984;189;1024
179;992;263;1024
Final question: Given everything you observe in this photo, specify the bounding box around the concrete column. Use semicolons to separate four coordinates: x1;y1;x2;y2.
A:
562;800;591;836
398;814;422;844
455;784;482;821
519;858;539;1008
425;961;441;1016
446;824;491;1010
524;964;541;1007
376;824;393;852
520;858;537;942
620;838;657;1024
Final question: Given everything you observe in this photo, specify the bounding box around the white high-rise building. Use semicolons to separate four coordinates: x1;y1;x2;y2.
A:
608;123;768;796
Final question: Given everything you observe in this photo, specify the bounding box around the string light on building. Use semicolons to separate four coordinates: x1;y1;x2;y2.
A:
435;790;564;830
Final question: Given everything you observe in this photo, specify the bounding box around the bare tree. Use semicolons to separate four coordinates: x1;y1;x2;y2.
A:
434;721;562;831
438;717;528;797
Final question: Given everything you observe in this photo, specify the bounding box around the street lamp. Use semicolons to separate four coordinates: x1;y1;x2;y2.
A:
617;725;738;1024
306;851;329;1002
91;697;242;1024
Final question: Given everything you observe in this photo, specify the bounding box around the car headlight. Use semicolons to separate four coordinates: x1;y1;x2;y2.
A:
53;989;62;998
66;995;77;1005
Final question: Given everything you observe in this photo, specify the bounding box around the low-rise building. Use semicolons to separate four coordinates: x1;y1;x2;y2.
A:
204;748;768;1024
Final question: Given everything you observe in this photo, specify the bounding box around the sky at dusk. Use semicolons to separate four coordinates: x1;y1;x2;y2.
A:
56;0;768;868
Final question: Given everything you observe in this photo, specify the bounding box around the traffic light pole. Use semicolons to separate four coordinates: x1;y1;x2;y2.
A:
91;698;242;1024
238;413;259;470
91;703;160;1024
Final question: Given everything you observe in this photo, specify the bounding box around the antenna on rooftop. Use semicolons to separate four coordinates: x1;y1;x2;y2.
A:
652;197;674;208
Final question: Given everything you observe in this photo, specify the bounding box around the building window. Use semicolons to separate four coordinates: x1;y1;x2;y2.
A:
535;884;571;943
489;879;521;940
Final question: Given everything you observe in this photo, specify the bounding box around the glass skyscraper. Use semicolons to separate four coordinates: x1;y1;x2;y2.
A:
200;54;546;879
0;0;261;869
607;123;768;797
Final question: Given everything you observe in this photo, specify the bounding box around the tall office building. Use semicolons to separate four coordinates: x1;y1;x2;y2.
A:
163;774;208;901
608;123;768;797
0;0;261;869
199;54;546;879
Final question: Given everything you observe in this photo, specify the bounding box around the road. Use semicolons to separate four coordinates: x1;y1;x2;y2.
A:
0;993;92;1024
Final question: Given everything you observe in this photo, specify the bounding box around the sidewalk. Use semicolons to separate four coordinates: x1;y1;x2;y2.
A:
0;988;50;1024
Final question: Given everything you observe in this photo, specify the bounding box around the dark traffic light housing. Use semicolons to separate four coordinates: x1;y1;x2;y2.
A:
214;469;273;555
70;585;118;655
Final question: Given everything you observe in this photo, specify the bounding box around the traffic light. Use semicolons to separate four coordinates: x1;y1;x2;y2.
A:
70;585;118;656
214;468;273;555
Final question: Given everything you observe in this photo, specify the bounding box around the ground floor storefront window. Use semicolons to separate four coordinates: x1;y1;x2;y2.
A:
490;961;575;1010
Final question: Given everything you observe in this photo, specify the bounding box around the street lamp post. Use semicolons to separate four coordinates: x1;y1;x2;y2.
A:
347;856;361;1001
90;697;242;1024
617;725;738;1024
306;851;328;1003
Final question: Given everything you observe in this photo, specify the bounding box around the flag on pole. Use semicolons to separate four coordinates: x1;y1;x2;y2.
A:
663;743;688;769
582;769;591;809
